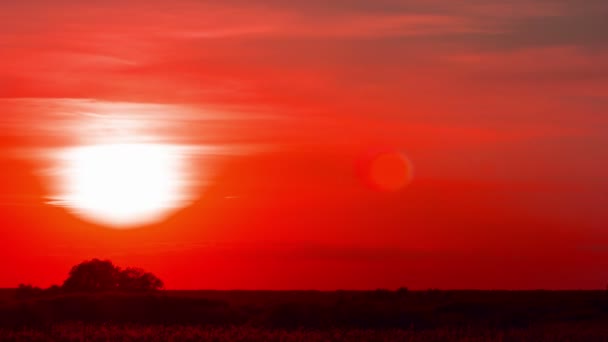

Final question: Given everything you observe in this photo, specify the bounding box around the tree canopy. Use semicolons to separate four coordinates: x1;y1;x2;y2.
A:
62;259;164;292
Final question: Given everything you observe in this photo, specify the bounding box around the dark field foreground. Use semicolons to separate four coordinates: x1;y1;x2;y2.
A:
2;322;608;342
0;290;607;340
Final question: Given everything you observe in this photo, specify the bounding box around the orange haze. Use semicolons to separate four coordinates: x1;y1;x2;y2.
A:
1;0;607;289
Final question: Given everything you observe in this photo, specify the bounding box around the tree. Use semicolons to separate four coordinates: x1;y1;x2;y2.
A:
63;259;120;292
16;284;43;299
118;267;164;291
62;259;164;292
46;284;63;296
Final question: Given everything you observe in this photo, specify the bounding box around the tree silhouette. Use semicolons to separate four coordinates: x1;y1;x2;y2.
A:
63;259;120;292
118;267;164;291
16;284;43;299
62;259;163;292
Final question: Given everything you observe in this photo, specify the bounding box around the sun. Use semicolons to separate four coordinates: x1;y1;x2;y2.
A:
51;143;191;228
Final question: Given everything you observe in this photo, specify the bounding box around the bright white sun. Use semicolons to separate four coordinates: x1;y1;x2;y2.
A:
51;143;191;228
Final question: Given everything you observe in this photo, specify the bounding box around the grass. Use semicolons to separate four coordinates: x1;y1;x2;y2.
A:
2;322;608;342
1;290;607;340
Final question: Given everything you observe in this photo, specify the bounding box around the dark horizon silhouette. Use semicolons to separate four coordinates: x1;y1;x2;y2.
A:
2;259;608;340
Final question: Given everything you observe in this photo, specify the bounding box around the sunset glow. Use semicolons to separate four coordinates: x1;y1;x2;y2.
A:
0;0;607;291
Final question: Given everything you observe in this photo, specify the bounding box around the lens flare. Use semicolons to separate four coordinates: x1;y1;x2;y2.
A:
369;151;413;192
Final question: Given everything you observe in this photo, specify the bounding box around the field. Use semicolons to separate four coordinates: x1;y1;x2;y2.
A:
0;290;607;341
2;323;608;342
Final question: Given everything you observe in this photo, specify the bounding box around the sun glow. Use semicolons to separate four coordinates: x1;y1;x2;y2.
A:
51;143;192;228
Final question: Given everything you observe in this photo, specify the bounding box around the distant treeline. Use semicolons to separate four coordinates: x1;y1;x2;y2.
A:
16;259;163;298
6;259;608;330
1;289;608;330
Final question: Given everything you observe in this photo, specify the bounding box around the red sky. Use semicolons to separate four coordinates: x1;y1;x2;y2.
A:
1;0;608;289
